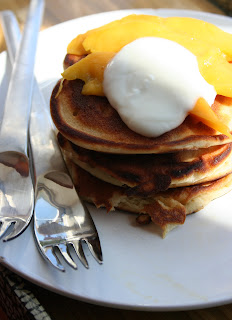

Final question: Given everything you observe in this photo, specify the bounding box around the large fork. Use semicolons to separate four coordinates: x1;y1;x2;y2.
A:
0;1;44;241
3;12;103;271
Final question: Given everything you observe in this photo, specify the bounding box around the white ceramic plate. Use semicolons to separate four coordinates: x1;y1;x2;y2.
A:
0;8;232;312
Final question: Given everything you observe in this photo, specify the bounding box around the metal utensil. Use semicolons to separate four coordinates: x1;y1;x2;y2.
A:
0;1;44;241
2;11;103;271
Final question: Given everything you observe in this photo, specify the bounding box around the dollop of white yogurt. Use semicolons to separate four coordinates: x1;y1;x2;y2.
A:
103;37;217;137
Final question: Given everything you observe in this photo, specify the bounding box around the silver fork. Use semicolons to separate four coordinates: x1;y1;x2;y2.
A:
2;11;103;271
0;1;44;241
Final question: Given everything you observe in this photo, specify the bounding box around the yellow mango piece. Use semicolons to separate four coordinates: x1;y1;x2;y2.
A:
163;17;232;60
81;78;103;96
190;97;232;139
67;20;120;55
67;14;162;55
68;14;232;60
82;24;224;69
68;15;232;60
198;49;232;98
82;20;181;54
62;52;115;96
67;33;88;55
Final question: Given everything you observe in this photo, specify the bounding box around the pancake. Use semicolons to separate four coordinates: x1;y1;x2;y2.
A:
58;132;232;195
50;79;232;154
66;159;232;237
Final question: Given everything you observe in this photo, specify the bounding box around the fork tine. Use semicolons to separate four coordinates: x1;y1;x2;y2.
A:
57;243;77;270
3;220;27;242
42;246;65;272
71;239;89;269
85;236;103;264
0;220;12;239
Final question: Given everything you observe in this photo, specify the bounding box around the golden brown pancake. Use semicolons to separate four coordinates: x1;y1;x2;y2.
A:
50;79;232;154
66;160;232;237
50;53;232;237
58;133;232;195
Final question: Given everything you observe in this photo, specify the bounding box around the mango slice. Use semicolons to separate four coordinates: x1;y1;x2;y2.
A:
198;49;232;98
67;20;119;55
67;15;161;55
191;97;232;139
163;17;232;60
62;52;115;96
80;20;216;58
68;14;232;59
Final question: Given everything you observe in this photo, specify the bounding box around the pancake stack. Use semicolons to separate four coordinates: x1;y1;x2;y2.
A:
50;54;232;237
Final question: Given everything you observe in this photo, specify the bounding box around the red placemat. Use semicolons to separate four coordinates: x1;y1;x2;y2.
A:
0;265;51;320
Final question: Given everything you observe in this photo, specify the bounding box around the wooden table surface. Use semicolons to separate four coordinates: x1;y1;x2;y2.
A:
0;0;232;319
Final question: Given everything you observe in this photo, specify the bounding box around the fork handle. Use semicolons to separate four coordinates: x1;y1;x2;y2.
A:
2;9;70;177
0;11;20;62
0;0;44;156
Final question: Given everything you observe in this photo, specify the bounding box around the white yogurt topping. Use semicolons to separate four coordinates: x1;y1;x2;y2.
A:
103;37;217;137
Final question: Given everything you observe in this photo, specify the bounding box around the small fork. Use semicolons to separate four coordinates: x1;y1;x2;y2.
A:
2;11;103;271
